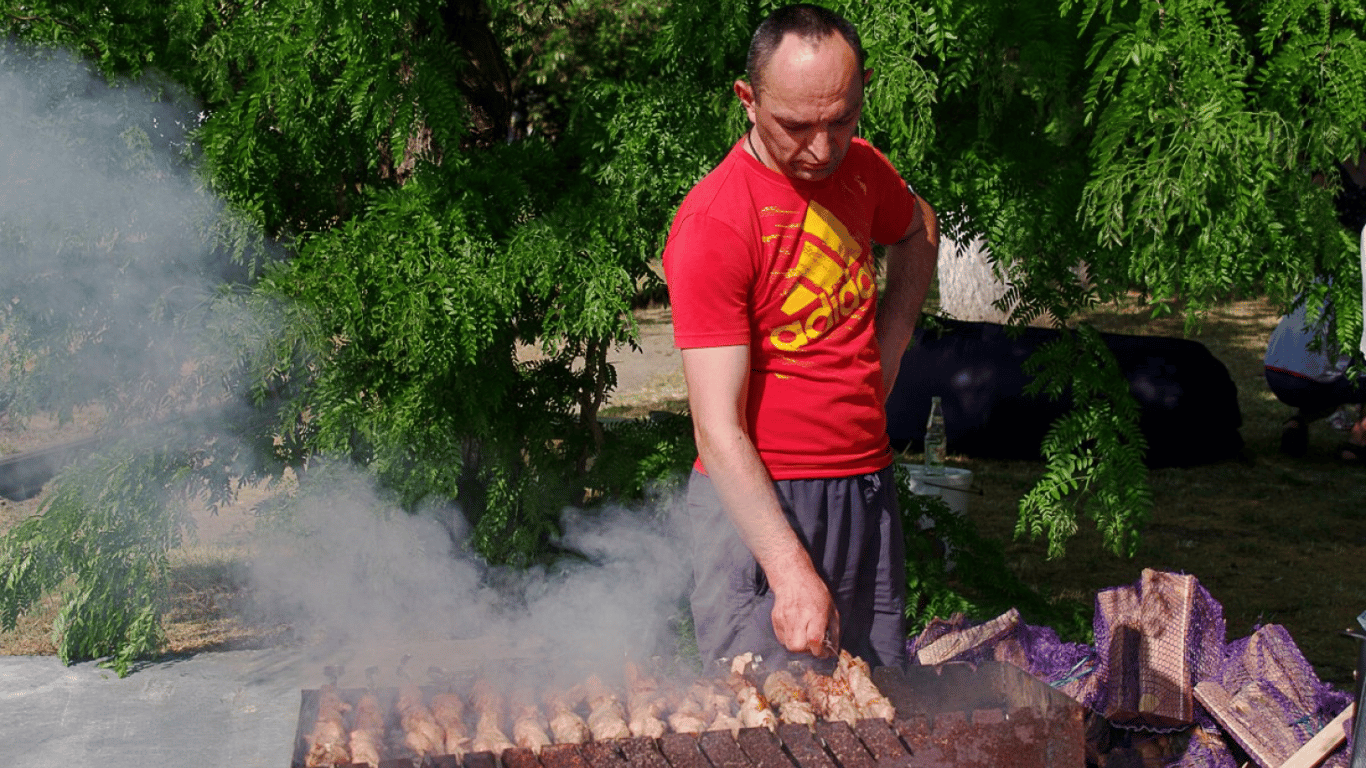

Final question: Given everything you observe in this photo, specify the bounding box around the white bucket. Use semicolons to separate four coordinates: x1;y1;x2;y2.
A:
899;464;974;519
899;463;974;569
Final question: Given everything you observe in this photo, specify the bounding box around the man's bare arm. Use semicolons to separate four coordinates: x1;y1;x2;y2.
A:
680;344;838;658
877;195;939;399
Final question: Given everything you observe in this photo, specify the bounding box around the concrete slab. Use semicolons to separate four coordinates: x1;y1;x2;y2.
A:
0;651;303;768
0;636;551;768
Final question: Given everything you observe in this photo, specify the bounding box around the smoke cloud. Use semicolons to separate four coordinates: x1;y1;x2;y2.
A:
248;469;693;677
1;38;695;676
0;40;228;418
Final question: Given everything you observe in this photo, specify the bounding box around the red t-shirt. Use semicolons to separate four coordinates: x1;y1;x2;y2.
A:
663;137;918;479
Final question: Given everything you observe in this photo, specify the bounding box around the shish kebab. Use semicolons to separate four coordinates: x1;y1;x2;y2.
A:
304;649;894;767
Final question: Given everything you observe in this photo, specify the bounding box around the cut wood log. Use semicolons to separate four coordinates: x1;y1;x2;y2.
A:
1097;569;1225;729
1195;680;1301;768
1278;703;1353;768
915;608;1020;666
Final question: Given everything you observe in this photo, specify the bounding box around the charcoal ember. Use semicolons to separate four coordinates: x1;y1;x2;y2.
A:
698;729;755;768
812;720;876;768
774;723;836;768
850;718;912;768
540;744;591;768
618;736;670;768
656;733;709;768
735;726;797;768
579;740;631;768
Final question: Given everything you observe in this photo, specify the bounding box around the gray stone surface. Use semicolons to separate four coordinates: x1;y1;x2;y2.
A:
0;651;305;768
0;637;544;768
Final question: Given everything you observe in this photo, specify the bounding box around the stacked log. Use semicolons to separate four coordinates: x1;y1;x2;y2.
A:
908;569;1355;768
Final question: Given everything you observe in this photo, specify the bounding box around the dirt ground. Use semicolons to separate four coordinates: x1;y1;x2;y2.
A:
3;298;1365;689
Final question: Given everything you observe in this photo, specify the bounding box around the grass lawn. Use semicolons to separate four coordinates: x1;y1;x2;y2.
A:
966;296;1366;685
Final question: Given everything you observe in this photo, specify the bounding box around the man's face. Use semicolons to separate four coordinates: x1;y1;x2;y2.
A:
736;32;868;182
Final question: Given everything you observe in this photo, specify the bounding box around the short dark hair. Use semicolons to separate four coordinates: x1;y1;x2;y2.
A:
745;4;866;94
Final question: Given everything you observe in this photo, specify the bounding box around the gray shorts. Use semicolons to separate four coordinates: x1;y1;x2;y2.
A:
686;466;907;670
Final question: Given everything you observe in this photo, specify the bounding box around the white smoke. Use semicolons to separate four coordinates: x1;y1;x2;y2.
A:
0;39;226;420
0;38;695;673
245;466;693;677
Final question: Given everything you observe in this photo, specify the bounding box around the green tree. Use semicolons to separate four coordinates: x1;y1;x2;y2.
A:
2;0;1363;669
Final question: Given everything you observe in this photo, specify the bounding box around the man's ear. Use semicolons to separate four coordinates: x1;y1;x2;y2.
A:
734;79;758;122
863;68;873;86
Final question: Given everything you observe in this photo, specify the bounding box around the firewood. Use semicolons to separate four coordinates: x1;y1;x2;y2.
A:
915;607;1020;666
1194;680;1300;768
1278;703;1353;768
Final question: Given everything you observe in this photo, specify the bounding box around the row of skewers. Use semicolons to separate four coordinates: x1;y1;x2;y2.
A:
304;651;895;767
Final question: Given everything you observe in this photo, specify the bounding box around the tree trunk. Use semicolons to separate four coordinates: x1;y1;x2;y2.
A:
440;0;515;147
935;235;1016;325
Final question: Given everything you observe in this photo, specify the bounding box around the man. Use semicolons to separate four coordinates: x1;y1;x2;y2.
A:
1265;296;1366;462
1272;151;1366;463
662;4;938;669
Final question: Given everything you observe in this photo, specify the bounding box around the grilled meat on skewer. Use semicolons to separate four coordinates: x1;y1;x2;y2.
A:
510;686;553;753
543;687;591;744
725;653;778;730
663;679;711;734
802;667;860;725
624;661;668;739
471;679;515;754
762;669;817;726
304;684;352;767
684;678;742;736
430;691;472;757
396;683;445;758
348;691;386;766
583;674;632;741
834;650;895;721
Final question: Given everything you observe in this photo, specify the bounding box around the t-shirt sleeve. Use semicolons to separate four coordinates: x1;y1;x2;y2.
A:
863;145;919;245
662;212;755;349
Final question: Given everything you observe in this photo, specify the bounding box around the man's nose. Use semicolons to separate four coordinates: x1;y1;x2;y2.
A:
808;128;832;161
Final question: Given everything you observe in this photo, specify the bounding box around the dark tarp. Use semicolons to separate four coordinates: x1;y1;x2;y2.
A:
886;318;1244;468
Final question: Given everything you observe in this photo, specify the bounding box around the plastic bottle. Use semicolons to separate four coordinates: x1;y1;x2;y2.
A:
923;396;946;476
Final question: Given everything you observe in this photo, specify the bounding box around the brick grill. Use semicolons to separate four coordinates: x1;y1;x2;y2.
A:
292;661;1085;768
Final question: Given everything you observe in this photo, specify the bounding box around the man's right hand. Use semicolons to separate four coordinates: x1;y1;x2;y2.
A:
769;564;840;658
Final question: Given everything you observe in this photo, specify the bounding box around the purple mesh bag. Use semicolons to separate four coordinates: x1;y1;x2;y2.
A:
1221;623;1351;731
1092;569;1226;731
1169;725;1239;768
1198;623;1354;768
998;622;1101;710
